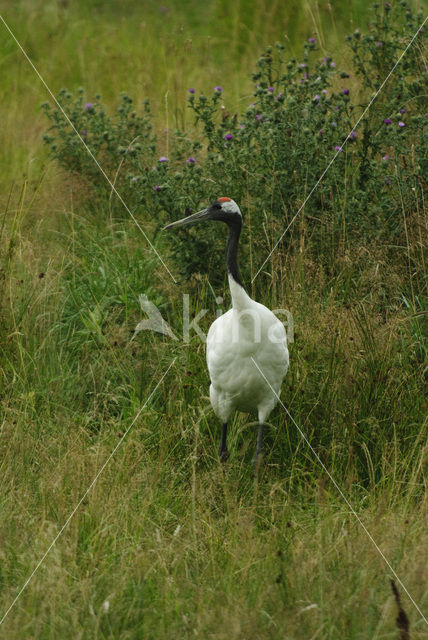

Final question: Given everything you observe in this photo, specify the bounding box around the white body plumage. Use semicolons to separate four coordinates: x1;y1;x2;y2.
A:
207;275;289;425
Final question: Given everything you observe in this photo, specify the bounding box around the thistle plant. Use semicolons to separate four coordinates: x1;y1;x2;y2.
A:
42;2;427;284
42;89;156;195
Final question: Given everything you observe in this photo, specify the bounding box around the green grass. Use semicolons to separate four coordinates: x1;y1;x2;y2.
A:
0;1;427;638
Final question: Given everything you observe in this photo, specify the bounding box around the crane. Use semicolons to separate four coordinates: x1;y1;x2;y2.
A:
164;197;289;469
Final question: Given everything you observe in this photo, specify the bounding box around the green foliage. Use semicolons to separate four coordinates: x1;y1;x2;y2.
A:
42;2;427;284
42;90;156;194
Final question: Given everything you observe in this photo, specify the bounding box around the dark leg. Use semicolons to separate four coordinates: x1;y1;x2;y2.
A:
253;423;264;474
218;422;230;462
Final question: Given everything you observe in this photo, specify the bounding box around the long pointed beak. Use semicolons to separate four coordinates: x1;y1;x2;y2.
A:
163;207;211;230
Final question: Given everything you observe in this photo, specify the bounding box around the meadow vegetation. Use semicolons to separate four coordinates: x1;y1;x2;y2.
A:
0;1;427;638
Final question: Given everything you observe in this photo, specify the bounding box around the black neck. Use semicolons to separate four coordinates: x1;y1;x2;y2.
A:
226;220;244;287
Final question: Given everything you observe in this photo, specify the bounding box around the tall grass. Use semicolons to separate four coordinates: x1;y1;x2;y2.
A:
0;1;427;638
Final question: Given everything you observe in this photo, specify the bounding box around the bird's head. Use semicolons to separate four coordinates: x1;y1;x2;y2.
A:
163;197;242;231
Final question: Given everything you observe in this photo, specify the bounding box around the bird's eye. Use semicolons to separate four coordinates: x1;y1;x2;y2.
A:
214;202;222;209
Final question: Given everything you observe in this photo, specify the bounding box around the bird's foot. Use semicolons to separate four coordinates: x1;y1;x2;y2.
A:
219;448;230;463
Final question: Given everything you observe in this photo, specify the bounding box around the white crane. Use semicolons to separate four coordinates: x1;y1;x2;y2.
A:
164;197;289;468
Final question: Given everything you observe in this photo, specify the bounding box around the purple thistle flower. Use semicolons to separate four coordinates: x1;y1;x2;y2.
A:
330;61;336;68
319;129;324;136
158;156;168;162
400;108;406;114
240;124;246;129
331;121;337;128
375;41;383;48
214;86;222;92
154;185;161;191
342;88;349;95
255;114;262;121
398;121;405;127
321;89;327;94
131;177;138;182
186;156;196;164
84;103;93;110
385;178;391;186
299;63;307;68
382;154;389;161
81;130;87;137
334;106;339;112
267;86;274;93
323;57;330;63
224;133;234;140
335;145;343;152
383;118;392;125
249;103;255;107
308;37;316;43
313;94;320;102
349;131;357;140
188;88;195;94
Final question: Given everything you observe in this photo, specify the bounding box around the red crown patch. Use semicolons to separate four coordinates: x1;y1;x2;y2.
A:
218;197;231;202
